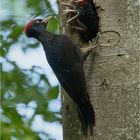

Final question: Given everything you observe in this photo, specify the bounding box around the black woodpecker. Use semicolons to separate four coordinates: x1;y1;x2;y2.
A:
62;0;99;42
24;16;95;136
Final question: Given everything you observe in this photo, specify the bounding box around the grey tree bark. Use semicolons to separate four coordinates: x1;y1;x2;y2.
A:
59;0;140;139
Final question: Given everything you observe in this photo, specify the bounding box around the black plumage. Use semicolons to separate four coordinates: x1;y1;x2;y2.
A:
24;17;95;135
76;0;99;41
64;0;99;42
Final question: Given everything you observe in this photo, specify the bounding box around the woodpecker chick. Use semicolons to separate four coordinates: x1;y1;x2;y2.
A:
62;0;99;42
24;16;95;136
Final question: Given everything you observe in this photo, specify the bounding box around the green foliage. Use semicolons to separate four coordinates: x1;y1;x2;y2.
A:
47;17;58;33
0;0;61;140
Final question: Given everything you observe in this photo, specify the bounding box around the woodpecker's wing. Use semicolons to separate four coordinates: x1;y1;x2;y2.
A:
43;35;95;135
44;35;89;103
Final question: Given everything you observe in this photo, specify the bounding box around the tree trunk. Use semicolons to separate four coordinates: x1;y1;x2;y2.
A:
60;0;139;139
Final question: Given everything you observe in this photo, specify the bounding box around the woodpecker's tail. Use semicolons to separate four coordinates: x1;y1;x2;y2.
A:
76;100;95;136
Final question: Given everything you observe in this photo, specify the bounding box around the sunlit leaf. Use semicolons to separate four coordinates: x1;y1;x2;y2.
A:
47;86;59;100
47;17;58;33
8;26;23;39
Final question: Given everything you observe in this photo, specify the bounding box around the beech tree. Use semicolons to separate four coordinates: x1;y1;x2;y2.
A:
60;0;139;139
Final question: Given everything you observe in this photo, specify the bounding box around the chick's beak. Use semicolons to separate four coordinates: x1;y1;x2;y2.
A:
41;16;54;25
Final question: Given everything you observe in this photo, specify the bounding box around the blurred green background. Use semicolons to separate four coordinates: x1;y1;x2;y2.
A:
0;0;62;140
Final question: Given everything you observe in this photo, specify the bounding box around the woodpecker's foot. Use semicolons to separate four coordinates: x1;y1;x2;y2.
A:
63;9;79;23
81;47;93;60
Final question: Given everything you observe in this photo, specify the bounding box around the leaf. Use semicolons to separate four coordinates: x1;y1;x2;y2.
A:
8;26;23;39
47;86;59;100
47;17;58;33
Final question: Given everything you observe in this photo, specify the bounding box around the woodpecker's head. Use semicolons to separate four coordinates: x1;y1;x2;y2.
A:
24;16;53;38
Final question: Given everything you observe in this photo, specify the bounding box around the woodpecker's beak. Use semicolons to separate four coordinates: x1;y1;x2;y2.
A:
42;16;54;25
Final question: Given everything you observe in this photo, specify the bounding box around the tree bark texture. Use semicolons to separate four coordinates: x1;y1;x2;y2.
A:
60;0;140;139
